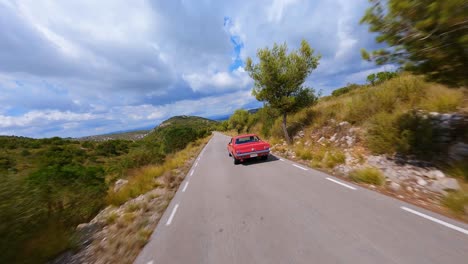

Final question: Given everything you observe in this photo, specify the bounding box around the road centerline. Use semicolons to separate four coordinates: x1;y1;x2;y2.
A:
400;206;468;235
326;177;357;190
165;204;179;226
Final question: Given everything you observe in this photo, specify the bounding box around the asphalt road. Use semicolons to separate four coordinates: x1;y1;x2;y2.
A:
135;132;468;264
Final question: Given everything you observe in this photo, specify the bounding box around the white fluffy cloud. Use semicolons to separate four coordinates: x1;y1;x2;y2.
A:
0;0;385;137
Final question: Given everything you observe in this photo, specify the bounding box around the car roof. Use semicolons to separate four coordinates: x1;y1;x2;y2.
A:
233;133;258;139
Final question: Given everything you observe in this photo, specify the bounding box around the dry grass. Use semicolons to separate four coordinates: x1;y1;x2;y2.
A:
349;167;385;186
442;191;468;216
107;136;210;205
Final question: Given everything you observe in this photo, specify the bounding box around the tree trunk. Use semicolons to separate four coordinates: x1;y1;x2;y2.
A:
281;112;292;144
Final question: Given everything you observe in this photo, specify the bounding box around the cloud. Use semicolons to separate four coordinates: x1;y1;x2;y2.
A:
183;67;251;93
0;0;387;137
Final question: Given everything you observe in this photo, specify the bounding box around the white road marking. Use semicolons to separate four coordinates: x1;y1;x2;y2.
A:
190;170;194;177
147;261;153;264
279;158;285;161
166;204;179;226
401;206;468;235
182;181;189;192
326;177;357;190
194;162;198;167
292;164;308;171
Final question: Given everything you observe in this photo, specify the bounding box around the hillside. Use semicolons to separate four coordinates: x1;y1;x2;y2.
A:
226;74;468;220
0;115;218;264
78;130;150;141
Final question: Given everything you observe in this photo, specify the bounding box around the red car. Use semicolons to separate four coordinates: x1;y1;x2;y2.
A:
227;134;270;164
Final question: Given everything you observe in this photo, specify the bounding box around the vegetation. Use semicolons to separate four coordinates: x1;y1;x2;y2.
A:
360;0;468;86
331;83;361;97
366;71;399;85
442;191;468;215
0;115;217;264
349;167;385;186
245;40;320;144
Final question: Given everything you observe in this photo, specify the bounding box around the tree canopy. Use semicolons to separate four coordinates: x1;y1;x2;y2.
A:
245;40;320;143
360;0;468;87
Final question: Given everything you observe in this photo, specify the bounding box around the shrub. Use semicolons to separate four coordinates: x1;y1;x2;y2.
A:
419;85;464;112
442;191;468;215
322;150;346;168
366;112;400;154
331;83;360;97
350;167;385;186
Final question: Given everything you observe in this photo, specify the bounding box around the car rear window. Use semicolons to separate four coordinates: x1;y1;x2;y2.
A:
235;136;259;144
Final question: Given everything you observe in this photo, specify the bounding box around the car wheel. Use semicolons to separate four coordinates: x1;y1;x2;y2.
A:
234;158;240;165
261;155;268;161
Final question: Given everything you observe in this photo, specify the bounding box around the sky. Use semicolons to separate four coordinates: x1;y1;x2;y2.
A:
0;0;393;138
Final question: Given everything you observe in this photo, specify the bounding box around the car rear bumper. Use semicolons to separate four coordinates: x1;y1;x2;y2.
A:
235;149;270;159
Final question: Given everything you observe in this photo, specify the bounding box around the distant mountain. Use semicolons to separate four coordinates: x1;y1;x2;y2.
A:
144;115;219;153
77;130;150;141
247;108;260;114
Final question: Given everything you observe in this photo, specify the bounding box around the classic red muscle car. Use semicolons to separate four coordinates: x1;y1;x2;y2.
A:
227;134;270;164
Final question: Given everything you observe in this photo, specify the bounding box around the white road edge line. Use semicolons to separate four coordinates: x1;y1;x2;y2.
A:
182;181;189;192
279;158;285;161
326;177;357;190
401;206;468;235
190;170;194;177
194;162;198;167
147;261;154;264
166;204;179;226
292;164;308;171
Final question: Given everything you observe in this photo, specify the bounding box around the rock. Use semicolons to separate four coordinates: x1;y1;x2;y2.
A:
389;182;401;192
406;186;413;192
384;168;399;182
345;136;355;147
428;178;460;194
317;137;326;144
416;177;428;186
448;142;468;161
427;170;445;180
335;164;352;175
298;130;305;138
330;133;337;142
113;179;128;192
338;121;350;126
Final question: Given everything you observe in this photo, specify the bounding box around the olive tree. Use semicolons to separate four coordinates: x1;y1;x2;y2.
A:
245;40;320;144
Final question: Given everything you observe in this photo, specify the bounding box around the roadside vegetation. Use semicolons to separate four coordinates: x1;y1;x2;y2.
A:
221;73;467;218
349;167;386;186
0;116;218;264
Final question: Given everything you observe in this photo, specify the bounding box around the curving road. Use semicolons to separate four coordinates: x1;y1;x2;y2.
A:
135;132;468;264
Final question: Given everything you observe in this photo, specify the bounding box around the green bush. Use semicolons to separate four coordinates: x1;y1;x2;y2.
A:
0;155;15;170
366;112;400;154
442;191;468;215
322;150;346;168
331;83;360;97
350;167;385;186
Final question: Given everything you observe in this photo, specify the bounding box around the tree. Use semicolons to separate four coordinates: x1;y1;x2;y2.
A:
228;109;249;133
360;0;468;86
245;40;320;144
366;71;398;85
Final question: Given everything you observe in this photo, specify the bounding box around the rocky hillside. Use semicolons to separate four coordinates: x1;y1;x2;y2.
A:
240;74;468;220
